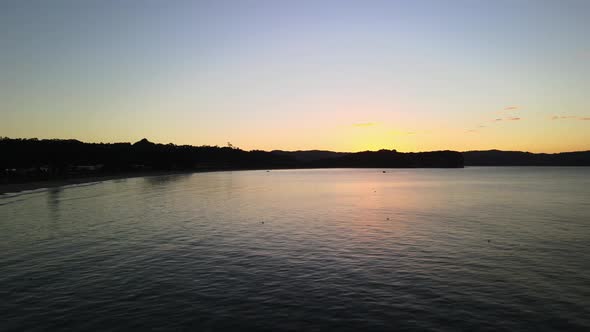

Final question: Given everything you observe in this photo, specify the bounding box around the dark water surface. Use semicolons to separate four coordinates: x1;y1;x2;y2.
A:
1;168;589;331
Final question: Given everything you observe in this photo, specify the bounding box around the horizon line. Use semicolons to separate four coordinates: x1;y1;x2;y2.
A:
2;136;589;155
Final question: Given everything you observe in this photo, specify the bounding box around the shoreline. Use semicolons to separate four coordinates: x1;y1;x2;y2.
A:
0;170;218;195
0;166;454;195
2;165;585;195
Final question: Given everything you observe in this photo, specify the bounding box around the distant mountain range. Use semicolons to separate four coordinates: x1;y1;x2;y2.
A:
272;150;463;168
1;137;589;185
271;150;349;163
1;138;462;184
274;149;590;166
463;150;590;166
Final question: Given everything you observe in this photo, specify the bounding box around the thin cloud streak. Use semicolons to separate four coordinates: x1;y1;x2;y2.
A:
552;115;577;120
551;115;589;121
492;116;522;122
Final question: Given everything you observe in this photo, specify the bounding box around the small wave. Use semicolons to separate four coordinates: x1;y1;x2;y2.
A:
0;181;103;206
0;187;50;198
61;181;103;190
0;188;49;207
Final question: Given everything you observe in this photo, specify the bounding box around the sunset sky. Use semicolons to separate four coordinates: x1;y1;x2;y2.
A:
1;0;589;152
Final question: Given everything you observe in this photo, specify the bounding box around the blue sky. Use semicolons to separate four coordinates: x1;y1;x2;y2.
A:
1;0;589;152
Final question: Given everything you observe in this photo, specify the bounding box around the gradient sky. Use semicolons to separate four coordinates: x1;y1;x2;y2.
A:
1;0;589;152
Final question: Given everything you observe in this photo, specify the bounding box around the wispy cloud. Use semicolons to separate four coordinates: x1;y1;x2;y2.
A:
353;122;377;127
492;116;521;122
466;124;487;132
551;115;577;120
504;106;518;111
551;115;589;121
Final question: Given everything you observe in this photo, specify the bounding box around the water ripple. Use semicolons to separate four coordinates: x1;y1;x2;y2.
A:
1;168;589;331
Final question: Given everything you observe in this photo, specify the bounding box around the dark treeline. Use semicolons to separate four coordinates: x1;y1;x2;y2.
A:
463;150;590;166
0;138;294;178
271;150;349;163
0;138;463;183
308;150;463;168
3;138;588;184
277;149;590;166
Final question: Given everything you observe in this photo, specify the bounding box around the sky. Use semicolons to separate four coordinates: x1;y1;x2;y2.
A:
1;0;589;152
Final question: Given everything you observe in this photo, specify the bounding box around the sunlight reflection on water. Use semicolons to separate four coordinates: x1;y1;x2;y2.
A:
1;168;589;331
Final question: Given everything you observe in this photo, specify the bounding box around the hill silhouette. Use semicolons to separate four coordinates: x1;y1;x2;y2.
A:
462;150;590;166
277;149;590;166
271;150;348;163
0;138;463;184
306;150;463;168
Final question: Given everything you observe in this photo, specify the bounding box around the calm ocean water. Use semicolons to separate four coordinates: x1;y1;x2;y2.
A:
1;168;589;331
